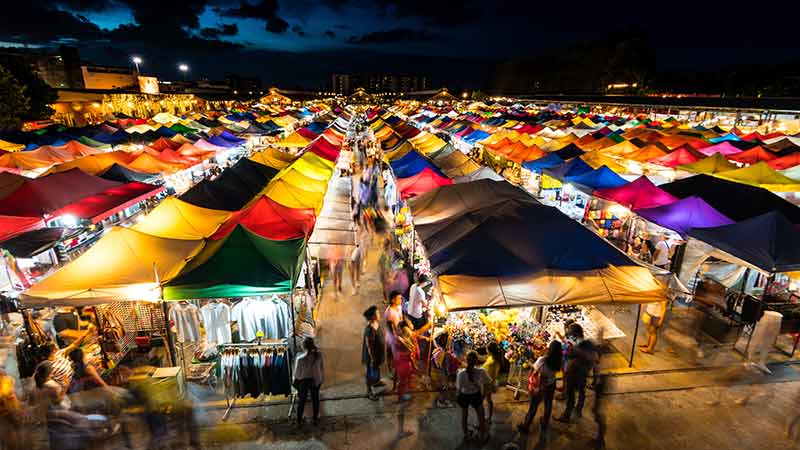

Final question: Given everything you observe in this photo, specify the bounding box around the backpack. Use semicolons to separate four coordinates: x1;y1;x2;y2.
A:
527;365;542;395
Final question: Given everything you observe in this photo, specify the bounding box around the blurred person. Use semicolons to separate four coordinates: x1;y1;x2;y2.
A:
66;348;107;393
44;325;94;389
0;370;24;450
640;301;667;354
652;234;671;270
362;306;386;400
328;245;345;295
392;322;418;402
517;340;562;439
293;337;324;426
482;342;503;421
557;339;596;423
349;242;363;295
32;361;71;413
456;351;491;442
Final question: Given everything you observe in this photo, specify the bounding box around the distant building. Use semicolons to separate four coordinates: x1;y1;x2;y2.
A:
226;74;262;96
80;64;137;90
332;73;430;95
0;45;84;89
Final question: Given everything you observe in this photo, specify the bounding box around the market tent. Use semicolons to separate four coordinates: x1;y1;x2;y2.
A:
307;138;341;162
0;215;45;242
565;166;628;191
688;211;800;273
211;196;316;240
262;178;326;213
781;165;800;181
271;166;329;194
0;227;70;257
0;139;24;152
132;197;232;240
454;166;504;183
280;152;334;181
397;167;453;199
390;150;445;178
125;153;185;174
647;147;701;168
21;228;205;306
553;143;585;160
579;151;627;173
677;153;738;174
714;161;800;192
434;151;481;178
522;153;564;173
0;169;122;217
54;182;164;224
249;148;296;170
594;176;679;210
543;157;593;181
726;146;777;165
99;164;160;184
275;131;311;148
180;159;279;211
163;226;305;300
624;145;668;162
43;152;134;176
408;179;537;226
767;153;800;170
635;196;734;238
660;174;800;223
698;141;742;156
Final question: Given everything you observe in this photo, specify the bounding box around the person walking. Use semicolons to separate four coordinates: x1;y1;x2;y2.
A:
392;322;418;402
349;242;363;295
293;337;324;426
639;301;667;354
482;342;503;422
517;340;562;439
362;306;386;400
456;351;491;442
557;339;596;423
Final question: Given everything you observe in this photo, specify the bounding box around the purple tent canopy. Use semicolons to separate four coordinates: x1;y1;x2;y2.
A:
635;196;734;238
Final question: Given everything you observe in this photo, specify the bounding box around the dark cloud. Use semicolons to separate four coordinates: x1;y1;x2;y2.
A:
200;23;239;39
324;30;336;39
291;25;307;37
218;0;290;33
53;0;121;10
373;0;480;27
0;3;103;42
266;17;289;33
348;28;438;45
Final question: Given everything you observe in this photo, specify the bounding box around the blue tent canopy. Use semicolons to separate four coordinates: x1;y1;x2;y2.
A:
688;211;800;273
390;150;445;178
463;129;491;144
565;165;628;191
522;153;564;173
542;157;593;181
709;133;741;144
554;143;585;160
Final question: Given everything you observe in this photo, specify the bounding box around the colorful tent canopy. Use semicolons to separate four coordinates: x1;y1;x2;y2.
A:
543;157;593;181
0;169;122;217
726;146;776;165
126;153;186;174
22;228;205;305
99;164;160;184
565;166;628;191
677;153;738;174
54;182;163;224
132;197;232;240
647;147;701;168
594;176;679;210
767;153;800;170
635;196;734;238
180;159;279;211
211;196;316;240
660;174;800;223
454;166;504;183
275;131;311;148
163;226;305;299
688;211;800;273
249;148;296;170
0;173;27;199
262;178;326;213
397;167;453;199
698;141;743;156
714;161;800;192
522;153;564;173
390;150;445;178
0;215;45;243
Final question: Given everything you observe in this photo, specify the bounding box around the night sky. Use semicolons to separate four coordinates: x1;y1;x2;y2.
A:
1;1;799;89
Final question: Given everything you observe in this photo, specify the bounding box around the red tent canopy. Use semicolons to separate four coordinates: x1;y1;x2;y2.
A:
150;137;182;151
647;147;701;167
0;215;45;242
0;169;122;217
397;167;453;199
296;127;319;140
726;146;776;165
211;196;316;240
307;139;340;162
53;182;164;224
594;176;679;211
767;153;800;170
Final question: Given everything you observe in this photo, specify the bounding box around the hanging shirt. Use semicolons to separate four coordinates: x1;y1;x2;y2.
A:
200;302;232;345
169;302;201;343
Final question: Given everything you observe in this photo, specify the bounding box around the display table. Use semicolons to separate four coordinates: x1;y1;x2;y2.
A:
543;305;626;341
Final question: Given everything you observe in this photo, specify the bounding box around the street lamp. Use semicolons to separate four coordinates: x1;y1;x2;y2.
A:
178;63;189;80
131;56;142;73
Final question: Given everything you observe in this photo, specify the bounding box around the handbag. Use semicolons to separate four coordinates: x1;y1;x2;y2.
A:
527;365;542;395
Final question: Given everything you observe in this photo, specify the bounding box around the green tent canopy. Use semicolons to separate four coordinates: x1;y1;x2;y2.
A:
163;225;306;300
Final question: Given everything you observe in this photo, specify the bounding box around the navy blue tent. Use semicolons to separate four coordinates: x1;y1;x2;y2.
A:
554;143;585;160
565;166;628;191
542;157;593;181
415;200;635;277
305;121;329;135
390;151;445;178
522;153;564;173
180;159;278;211
688;211;800;273
100;164;161;184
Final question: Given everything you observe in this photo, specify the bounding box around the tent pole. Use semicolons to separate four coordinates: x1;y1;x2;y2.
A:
161;301;176;366
629;304;642;368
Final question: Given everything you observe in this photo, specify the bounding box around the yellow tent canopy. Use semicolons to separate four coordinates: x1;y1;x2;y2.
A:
126;153;185;174
249;148;296;170
580;151;628;173
43;152;133;176
132;197;232;240
0;139;24;152
282;153;334;180
276;131;311;148
600;140;640;158
21;227;205;306
263;179;325;213
715;161;800;192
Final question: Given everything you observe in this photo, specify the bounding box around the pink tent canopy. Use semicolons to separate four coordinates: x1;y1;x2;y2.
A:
698;141;743;157
594;176;679;210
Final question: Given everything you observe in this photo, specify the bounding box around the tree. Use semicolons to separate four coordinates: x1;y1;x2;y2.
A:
0;65;29;131
1;59;57;121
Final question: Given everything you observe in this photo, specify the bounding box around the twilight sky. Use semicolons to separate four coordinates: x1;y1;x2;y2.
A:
1;1;799;89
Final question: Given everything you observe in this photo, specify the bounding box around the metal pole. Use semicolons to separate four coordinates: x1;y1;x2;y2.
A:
629;304;642;368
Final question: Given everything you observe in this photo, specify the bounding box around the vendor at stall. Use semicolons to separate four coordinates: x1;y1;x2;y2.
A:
406;274;430;330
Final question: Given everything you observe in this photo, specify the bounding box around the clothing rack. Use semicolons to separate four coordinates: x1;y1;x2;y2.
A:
218;338;295;421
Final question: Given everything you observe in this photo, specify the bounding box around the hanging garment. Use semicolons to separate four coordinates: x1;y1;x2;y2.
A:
169;302;201;342
200;301;232;344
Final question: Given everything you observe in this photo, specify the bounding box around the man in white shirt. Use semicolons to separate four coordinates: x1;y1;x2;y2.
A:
652;234;671;270
406;274;430;330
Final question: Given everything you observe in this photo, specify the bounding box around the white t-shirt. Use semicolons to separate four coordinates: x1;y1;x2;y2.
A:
199;302;232;345
407;283;426;319
455;367;491;395
646;302;664;317
654;240;670;266
169;302;201;343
